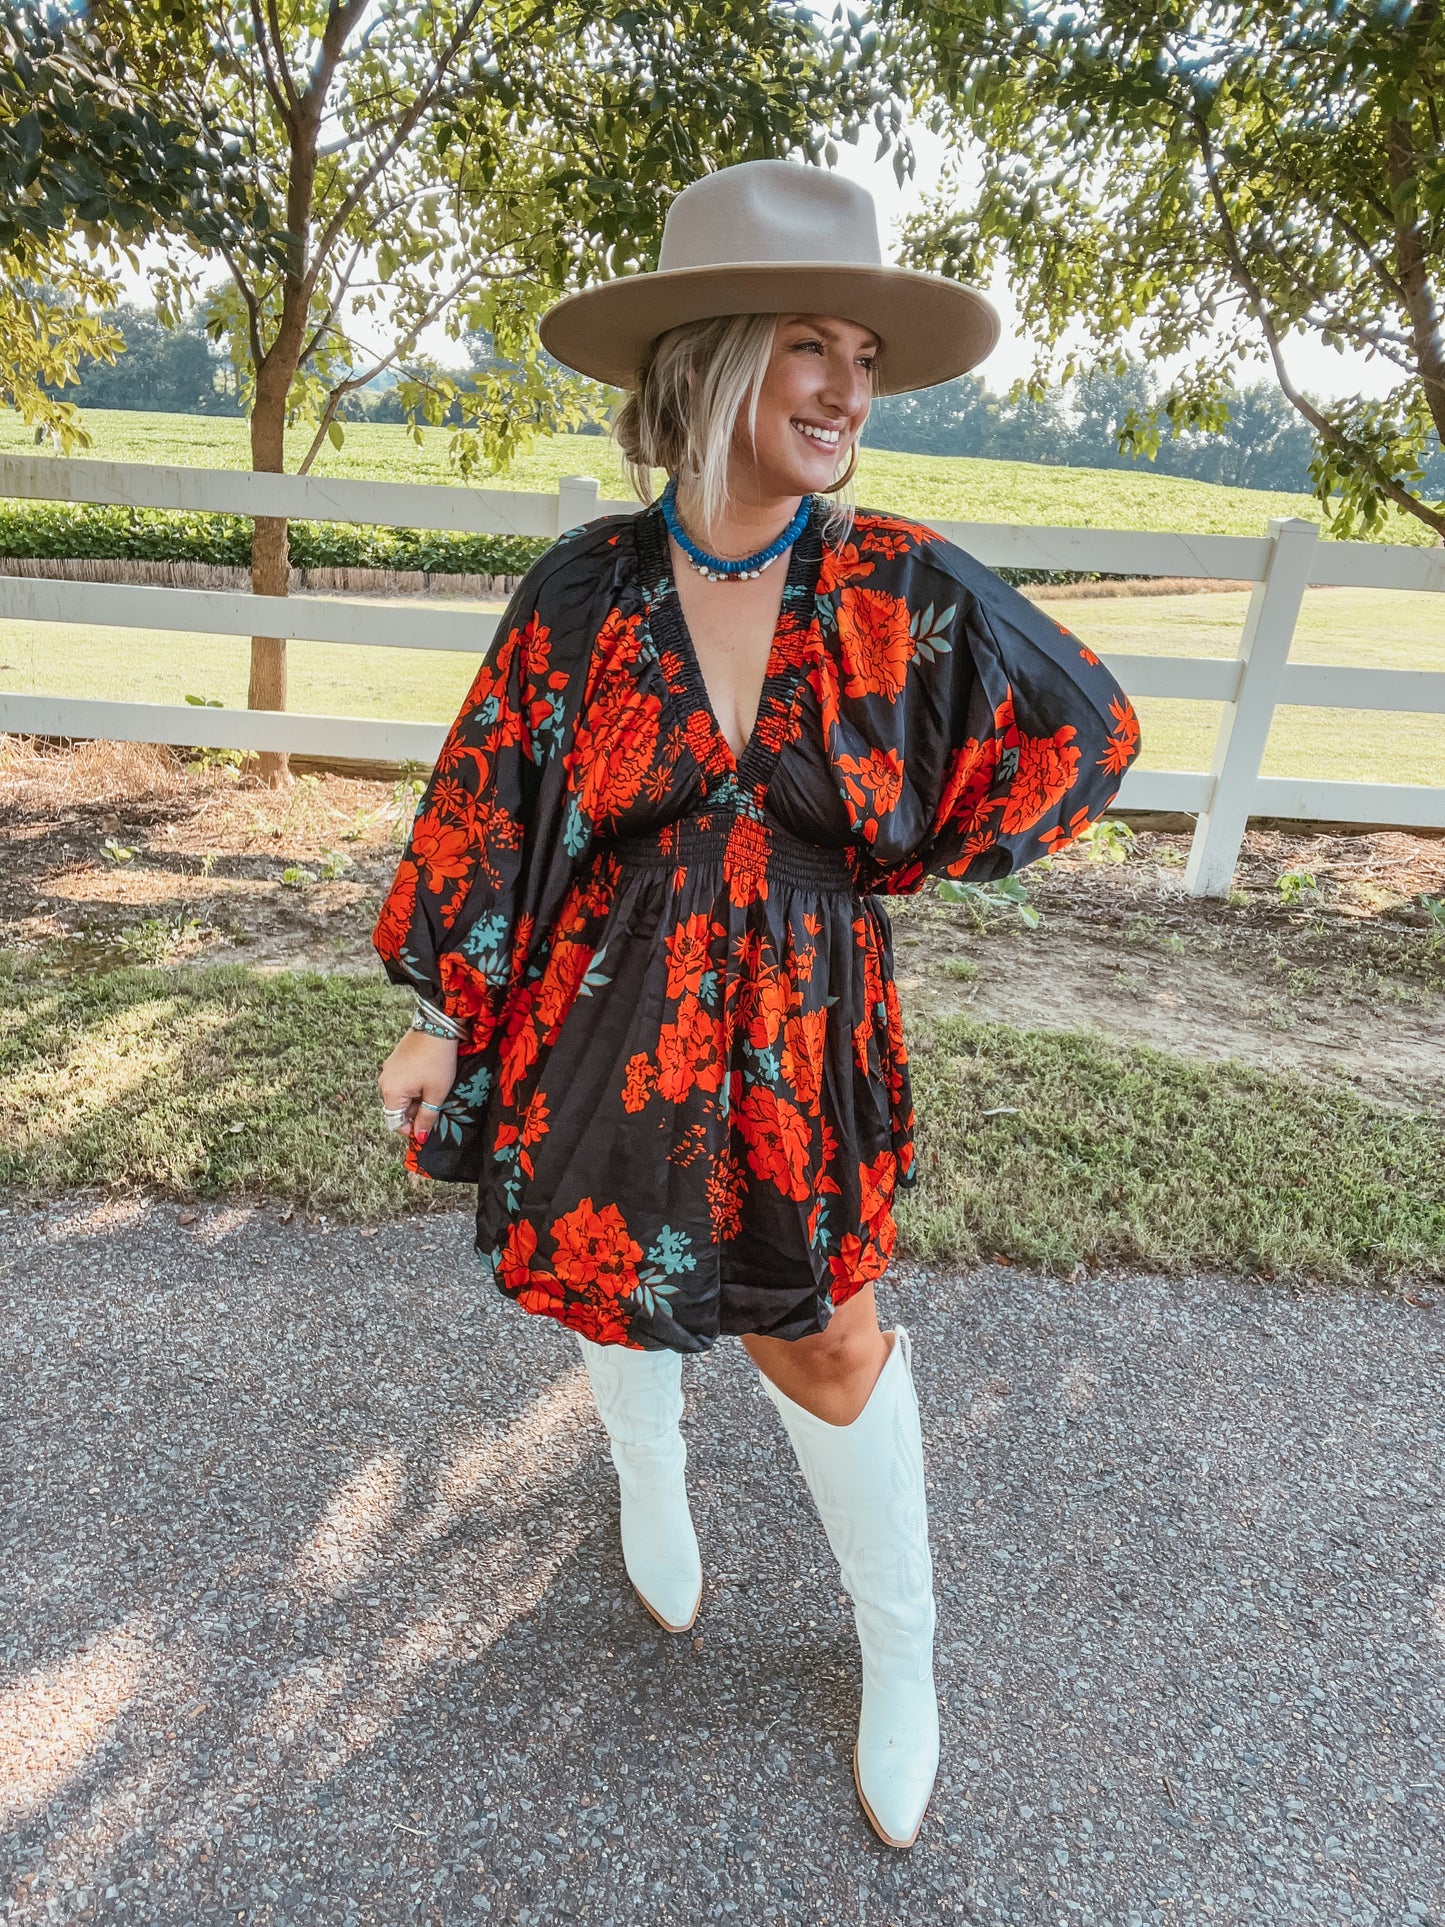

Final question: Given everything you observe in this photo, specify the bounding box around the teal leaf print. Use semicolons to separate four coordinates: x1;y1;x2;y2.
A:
579;945;611;995
909;601;957;665
563;796;591;857
647;1226;697;1275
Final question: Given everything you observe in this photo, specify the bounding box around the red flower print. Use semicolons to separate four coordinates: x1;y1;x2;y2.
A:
1040;803;1095;856
372;858;417;962
656;995;725;1105
706;1147;745;1241
621;1053;655;1114
429;776;471;819
858;1151;896;1240
566;683;662;824
409;809;477;902
742;964;791;1051
827;1223;895;1301
808;645;843;740
582;608;645;695
781;1007;828;1113
564;1300;636;1346
683;705;731;781
533;936;593;1034
999;727;1081;834
496;991;542;1105
551;1199;643;1301
735;1086;812;1201
853;513;935;559
1078;643;1100;666
722;813;772;910
837;588;916;702
935;735;1003;837
438;951;502;1041
816;541;874;596
837;747;905;837
498;1219;564;1314
1098;692;1141;776
514;611;552;680
664;913;719;1000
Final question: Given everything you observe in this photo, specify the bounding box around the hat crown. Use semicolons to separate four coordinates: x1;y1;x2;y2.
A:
657;160;885;274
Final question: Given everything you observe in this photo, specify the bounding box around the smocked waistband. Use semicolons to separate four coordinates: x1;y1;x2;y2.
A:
605;815;857;892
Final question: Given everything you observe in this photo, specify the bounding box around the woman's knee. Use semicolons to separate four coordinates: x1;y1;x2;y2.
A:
742;1286;887;1390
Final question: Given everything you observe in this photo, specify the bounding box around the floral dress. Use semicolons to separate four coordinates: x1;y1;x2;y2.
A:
372;499;1141;1353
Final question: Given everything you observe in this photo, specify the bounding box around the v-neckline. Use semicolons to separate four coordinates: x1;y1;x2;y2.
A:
637;496;823;796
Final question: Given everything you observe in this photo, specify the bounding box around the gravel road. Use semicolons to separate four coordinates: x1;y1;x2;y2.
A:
2;1195;1442;1926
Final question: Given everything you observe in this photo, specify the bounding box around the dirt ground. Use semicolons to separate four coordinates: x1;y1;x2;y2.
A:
2;735;1442;1116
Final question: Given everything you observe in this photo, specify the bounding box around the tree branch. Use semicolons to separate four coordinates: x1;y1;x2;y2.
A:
249;0;296;126
1194;109;1444;535
216;240;267;372
1386;110;1445;441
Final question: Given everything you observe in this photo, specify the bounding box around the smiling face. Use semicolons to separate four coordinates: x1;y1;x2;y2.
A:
730;313;879;506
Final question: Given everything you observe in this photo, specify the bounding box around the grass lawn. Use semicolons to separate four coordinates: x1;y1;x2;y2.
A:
3;408;1436;544
3;582;1441;787
2;959;1439;1285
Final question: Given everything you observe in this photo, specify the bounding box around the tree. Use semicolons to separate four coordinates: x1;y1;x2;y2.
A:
98;0;910;783
885;0;1445;539
0;2;260;445
62;304;242;414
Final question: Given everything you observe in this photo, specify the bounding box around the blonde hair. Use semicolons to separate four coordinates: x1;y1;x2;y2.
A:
611;313;872;553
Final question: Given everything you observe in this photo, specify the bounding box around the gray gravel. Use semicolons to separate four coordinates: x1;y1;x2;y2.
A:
2;1193;1442;1927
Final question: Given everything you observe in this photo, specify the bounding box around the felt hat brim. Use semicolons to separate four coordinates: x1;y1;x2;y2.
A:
538;261;1000;396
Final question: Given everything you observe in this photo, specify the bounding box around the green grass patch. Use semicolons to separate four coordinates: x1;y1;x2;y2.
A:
0;962;425;1218
2;960;1440;1285
899;1012;1444;1287
3;410;1434;544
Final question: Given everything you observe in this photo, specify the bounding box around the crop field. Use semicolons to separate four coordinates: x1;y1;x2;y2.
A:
3;407;1437;544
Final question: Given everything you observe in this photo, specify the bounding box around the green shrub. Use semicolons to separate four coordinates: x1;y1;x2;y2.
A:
0;500;549;576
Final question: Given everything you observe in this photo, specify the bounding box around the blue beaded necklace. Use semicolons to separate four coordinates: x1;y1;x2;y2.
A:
660;476;813;582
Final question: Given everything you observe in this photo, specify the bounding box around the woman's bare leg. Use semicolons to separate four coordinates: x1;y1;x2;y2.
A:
739;1282;893;1426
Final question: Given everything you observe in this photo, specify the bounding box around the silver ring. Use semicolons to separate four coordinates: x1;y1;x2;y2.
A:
416;1100;441;1111
381;1106;408;1125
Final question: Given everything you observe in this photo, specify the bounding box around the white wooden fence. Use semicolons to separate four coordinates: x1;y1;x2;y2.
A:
1;452;1442;897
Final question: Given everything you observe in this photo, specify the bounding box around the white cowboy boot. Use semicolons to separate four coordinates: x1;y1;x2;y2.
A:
575;1333;703;1633
758;1325;940;1848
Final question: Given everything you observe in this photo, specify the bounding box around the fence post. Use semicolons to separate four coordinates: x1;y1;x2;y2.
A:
1184;515;1319;898
556;474;602;536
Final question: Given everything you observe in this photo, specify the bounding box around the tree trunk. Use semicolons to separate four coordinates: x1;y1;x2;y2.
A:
248;376;291;788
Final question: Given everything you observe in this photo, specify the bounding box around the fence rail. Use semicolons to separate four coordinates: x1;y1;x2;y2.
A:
1;455;1441;896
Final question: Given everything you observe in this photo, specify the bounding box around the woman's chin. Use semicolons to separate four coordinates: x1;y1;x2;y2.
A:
756;459;844;499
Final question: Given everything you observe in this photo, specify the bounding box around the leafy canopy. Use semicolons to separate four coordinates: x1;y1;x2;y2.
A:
115;0;915;477
886;0;1445;538
0;2;263;446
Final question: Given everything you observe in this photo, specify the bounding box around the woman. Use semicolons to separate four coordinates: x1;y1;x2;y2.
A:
374;160;1141;1849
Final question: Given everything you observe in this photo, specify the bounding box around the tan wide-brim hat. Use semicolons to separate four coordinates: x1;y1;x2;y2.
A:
539;159;999;397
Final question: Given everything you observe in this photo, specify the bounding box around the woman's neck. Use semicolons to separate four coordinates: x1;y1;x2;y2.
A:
671;480;805;561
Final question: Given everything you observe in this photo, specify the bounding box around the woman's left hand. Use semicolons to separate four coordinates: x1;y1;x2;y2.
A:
378;1029;458;1142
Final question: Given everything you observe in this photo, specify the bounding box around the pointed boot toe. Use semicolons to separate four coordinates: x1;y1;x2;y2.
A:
854;1703;940;1847
619;1453;703;1631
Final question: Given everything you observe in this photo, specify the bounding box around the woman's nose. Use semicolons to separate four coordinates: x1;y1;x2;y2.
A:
819;357;870;421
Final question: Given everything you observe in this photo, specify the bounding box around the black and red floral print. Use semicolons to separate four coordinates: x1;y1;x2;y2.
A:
373;499;1142;1352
